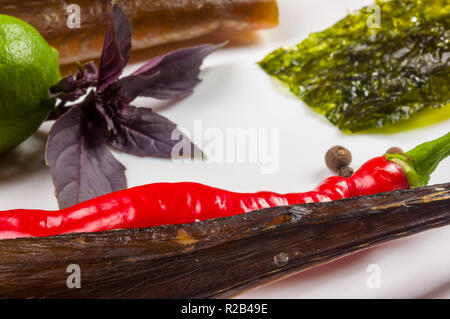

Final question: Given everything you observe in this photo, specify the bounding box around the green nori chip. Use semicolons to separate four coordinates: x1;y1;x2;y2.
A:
259;0;450;132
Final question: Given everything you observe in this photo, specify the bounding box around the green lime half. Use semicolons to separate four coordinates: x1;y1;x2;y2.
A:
0;14;60;154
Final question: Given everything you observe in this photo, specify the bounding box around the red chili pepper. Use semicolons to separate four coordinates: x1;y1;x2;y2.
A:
1;133;448;240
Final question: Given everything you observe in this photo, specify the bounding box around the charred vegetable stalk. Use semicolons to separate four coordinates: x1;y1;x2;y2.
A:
259;0;450;132
1;0;279;65
0;133;448;240
0;183;449;298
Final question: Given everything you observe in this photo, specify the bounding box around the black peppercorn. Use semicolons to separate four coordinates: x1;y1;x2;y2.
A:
338;166;354;178
386;147;404;155
325;146;352;173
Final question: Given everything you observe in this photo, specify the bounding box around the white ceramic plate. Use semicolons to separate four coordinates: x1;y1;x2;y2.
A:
0;0;449;298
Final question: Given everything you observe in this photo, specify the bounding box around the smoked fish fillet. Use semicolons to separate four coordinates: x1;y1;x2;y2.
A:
0;0;279;65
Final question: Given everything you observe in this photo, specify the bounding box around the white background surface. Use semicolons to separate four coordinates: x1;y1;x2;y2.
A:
0;0;449;298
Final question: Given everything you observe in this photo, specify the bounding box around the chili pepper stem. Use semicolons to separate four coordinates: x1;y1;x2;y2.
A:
387;132;450;188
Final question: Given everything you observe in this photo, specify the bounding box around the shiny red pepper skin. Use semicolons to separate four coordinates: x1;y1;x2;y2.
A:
0;157;409;240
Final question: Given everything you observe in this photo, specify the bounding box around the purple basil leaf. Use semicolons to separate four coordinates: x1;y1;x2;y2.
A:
49;76;77;98
131;42;226;99
97;3;132;91
49;62;98;102
95;101;117;133
46;106;127;209
109;106;197;158
81;62;99;83
111;71;161;102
